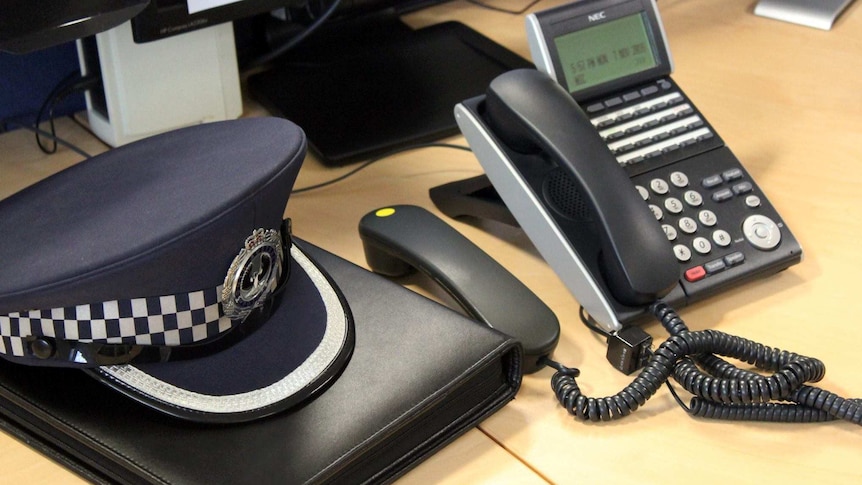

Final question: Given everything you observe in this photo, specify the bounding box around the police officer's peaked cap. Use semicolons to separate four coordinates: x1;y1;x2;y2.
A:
0;118;354;423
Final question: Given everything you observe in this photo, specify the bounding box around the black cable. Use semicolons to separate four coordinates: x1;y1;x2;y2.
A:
466;0;544;15
34;71;80;154
545;302;861;425
292;142;472;194
34;72;101;155
69;114;112;151
244;0;343;71
578;306;613;339
7;119;92;159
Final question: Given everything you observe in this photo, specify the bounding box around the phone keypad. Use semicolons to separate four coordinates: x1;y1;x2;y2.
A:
635;167;780;283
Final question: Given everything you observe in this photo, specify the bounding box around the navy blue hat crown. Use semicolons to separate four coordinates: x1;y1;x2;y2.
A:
0;118;305;367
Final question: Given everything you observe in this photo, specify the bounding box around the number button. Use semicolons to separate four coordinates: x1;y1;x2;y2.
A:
670;171;689;188
683;190;703;207
650;178;670;195
636;185;649;201
662;224;678;241
678;217;698;234
649;204;663;220
692;237;712;255
698;210;717;227
664;197;684;214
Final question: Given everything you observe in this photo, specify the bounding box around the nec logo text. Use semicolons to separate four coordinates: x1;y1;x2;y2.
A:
588;11;606;21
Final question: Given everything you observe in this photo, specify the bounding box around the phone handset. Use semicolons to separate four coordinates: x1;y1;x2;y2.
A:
455;69;679;332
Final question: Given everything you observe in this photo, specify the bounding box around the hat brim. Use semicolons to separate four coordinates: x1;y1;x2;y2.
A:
84;241;354;423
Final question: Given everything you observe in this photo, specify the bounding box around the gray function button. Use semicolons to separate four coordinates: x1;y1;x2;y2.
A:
732;181;753;195
586;103;605;113
743;215;781;250
724;251;745;266
704;259;727;274
623;91;641;102
641;85;659;96
662;144;681;154
702;174;724;188
722;168;744;182
745;195;761;208
605;97;623;108
712;188;734;203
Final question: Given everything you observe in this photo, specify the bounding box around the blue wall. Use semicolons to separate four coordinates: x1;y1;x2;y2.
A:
0;41;87;129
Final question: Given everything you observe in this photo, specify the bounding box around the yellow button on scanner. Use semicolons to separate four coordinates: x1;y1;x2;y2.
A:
375;208;396;218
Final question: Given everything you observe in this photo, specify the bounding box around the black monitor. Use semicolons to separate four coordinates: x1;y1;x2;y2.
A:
245;1;533;166
130;0;291;42
129;1;439;43
6;0;529;165
0;0;149;54
107;0;535;165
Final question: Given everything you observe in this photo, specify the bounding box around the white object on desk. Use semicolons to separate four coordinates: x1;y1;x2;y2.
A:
76;21;242;147
754;0;856;30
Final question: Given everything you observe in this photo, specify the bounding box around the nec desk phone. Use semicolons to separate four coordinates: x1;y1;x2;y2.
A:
450;0;862;425
457;0;802;335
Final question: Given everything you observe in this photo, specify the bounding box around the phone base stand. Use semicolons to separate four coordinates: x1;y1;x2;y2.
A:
429;174;517;227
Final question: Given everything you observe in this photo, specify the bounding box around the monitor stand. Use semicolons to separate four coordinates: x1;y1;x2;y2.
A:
754;0;857;30
248;12;532;166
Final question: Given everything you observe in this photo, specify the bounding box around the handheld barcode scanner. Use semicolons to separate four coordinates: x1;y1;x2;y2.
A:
0;118;354;423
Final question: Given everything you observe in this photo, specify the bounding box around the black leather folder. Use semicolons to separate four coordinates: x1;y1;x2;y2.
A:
0;241;522;484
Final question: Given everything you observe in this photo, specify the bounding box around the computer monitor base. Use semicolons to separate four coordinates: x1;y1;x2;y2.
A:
754;0;856;30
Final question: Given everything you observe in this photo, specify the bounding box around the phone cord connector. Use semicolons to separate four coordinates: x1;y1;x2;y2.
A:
547;302;861;425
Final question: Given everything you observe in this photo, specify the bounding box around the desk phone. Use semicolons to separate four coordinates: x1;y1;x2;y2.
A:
456;0;802;333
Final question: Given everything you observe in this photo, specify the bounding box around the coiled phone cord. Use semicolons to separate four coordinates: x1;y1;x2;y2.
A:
543;302;862;425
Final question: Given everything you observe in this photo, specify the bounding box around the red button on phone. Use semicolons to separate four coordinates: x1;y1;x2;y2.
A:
685;266;706;282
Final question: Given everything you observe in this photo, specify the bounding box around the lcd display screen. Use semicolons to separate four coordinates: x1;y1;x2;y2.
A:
553;12;657;93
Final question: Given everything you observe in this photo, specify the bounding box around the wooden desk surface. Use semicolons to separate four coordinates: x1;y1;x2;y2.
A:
1;0;860;483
